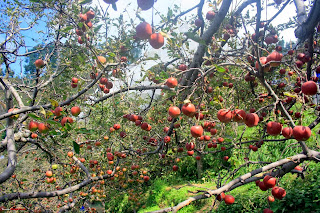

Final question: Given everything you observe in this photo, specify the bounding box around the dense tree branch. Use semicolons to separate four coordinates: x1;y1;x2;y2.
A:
150;152;318;212
294;0;320;41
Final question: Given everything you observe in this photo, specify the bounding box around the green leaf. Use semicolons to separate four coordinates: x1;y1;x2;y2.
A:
65;123;72;131
94;24;103;33
73;141;80;154
112;2;117;11
79;0;92;4
48;130;60;136
46;120;59;125
61;26;73;33
215;65;226;73
28;113;41;120
108;52;116;57
184;32;205;44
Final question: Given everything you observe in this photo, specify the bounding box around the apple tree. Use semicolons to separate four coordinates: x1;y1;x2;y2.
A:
0;0;320;212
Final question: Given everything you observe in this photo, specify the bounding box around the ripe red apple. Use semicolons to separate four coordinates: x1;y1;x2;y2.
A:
279;69;286;75
206;11;215;20
272;186;286;200
38;123;49;133
296;60;304;68
136;22;152;39
232;109;246;122
266;121;282;136
190;125;203;138
217;109;233;123
54;106;63;117
34;59;45;68
172;165;179;171
292;126;311;141
224;195;235;205
28;121;38;131
120;131;127;138
255;57;270;72
259;181;268;191
86;10;95;19
187;150;194;156
178;64;187;71
61;117;73;126
181;103;196;117
72;77;78;84
185;142;195;151
194;19;203;27
244;113;259;127
266;51;283;67
217;192;225;201
301;81;318;95
76;29;83;36
267;196;275;202
100;77;108;85
282;127;293;139
166;77;178;88
164;136;171;143
79;13;87;22
168;106;180;118
263;175;276;188
71;106;81;116
149;33;164;49
210;128;217;135
85;21;92;28
46;171;53;177
106;82;113;89
137;0;154;10
113;124;121;130
263;208;274;213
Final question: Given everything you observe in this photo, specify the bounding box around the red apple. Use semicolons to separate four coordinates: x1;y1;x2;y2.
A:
168;106;180;118
244;113;259;127
272;186;286;200
224;195;235;205
178;64;187;71
34;59;45;68
232;109;246;122
301;81;318;95
217;109;233;123
28;121;38;132
137;0;154;10
266;121;282;136
38;123;49;133
61;117;73;126
166;77;178;88
71;106;81;116
182;103;196;117
282;127;293;139
136;22;152;39
292;126;311;141
149;33;164;49
263;175;276;188
206;11;215;20
190;125;203;138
